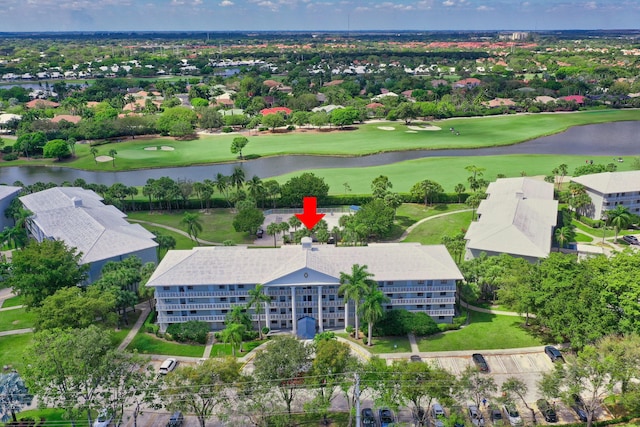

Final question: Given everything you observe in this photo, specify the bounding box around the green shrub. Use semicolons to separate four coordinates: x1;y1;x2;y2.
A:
286;125;296;131
2;153;18;161
166;321;210;344
261;327;270;335
222;126;233;133
370;309;439;337
243;330;259;341
2;146;13;154
580;217;605;228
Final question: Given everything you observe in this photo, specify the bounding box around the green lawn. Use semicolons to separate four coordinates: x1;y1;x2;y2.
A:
387;203;467;240
133;223;197;252
209;340;267;357
574;232;594;243
4;110;638;172
127;209;255;245
0;334;33;372
402;210;474;244
418;311;543;351
109;309;143;347
0;295;24;308
0;307;35;332
126;332;205;357
11;408;72;426
337;333;411;354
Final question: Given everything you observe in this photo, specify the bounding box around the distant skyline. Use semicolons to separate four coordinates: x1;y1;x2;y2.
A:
3;0;640;33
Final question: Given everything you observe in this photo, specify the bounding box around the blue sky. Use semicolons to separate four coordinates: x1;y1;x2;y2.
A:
4;0;640;32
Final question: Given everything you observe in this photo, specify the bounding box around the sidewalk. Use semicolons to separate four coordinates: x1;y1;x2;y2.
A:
118;303;151;351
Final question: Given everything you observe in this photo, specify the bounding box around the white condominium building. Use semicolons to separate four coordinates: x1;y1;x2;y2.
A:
146;238;463;335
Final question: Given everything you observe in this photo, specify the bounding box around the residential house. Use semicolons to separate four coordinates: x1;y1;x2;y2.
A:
147;238;463;334
464;178;558;262
453;78;482;89
570;170;640;219
20;187;158;283
0;186;23;231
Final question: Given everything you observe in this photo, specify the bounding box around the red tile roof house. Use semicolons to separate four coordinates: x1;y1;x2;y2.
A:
25;99;60;109
260;107;292;117
51;115;82;124
453;78;482;89
560;95;586;105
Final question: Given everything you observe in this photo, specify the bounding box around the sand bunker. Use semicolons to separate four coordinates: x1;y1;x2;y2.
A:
144;146;158;151
406;130;418;133
407;125;442;131
95;156;113;163
377;126;396;131
161;146;175;151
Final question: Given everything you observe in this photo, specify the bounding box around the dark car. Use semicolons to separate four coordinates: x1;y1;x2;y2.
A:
571;395;588;422
167;411;184;427
411;354;423;362
490;408;503;424
379;408;394;427
256;228;264;238
361;408;376;427
544;346;564;362
536;399;557;423
623;235;639;245
472;353;489;372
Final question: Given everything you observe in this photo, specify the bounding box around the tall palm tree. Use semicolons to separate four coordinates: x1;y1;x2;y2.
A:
266;223;280;248
90;147;98;163
108;149;117;167
246;175;265;205
246;284;272;339
230;166;245;191
360;286;390;347
213;173;231;207
605;205;632;243
338;264;377;339
180;212;203;244
221;323;245;357
554;226;575;250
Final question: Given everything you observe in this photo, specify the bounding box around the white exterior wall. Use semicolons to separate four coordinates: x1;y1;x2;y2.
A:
154;278;457;333
598;190;640;220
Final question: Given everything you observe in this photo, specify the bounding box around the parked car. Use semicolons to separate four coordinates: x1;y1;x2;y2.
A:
159;358;177;375
468;404;485;426
432;403;446;427
536;399;557;423
256;228;264;238
623;235;639;245
379;408;394;427
472;353;489;372
411;354;423;362
361;408;376;427
503;404;522;426
544;346;564;362
93;409;113;427
490;408;503;424
413;407;427;427
571;394;589;422
167;411;184;427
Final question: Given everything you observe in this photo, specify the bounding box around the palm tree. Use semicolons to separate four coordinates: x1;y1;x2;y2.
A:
360;286;390;347
604;205;632;243
246;175;265;205
338;264;377;339
213;173;231;207
288;215;302;232
266;223;280;247
221;323;246;356
108;149;117;167
90;147;98;163
180;212;203;244
454;183;466;203
554;226;575;250
230;166;245;190
246;284;272;339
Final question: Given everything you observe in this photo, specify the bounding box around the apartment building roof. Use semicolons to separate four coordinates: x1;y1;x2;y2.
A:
571;170;640;194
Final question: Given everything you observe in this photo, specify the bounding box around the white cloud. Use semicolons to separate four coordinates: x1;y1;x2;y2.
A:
584;1;597;9
219;0;233;5
477;4;493;11
442;0;454;5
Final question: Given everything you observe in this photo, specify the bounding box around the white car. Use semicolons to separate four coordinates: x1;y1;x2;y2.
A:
503;404;523;427
93;409;113;427
468;404;485;427
159;358;177;375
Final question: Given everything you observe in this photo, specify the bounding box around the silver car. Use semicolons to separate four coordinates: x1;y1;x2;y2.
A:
468;405;485;426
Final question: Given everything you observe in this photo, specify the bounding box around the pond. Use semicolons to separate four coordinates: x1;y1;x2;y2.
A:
0;121;638;186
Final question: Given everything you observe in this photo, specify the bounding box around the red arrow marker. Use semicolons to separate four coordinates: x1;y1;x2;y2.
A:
295;197;325;230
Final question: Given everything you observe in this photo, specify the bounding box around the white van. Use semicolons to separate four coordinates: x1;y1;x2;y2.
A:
159;358;177;375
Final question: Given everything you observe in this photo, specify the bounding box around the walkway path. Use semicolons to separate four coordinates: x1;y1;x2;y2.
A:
117;303;151;351
0;328;33;337
127;219;223;246
393;209;473;242
408;333;419;353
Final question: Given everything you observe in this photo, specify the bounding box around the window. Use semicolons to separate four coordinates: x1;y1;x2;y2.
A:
221;310;228;314
188;298;195;303
440;304;446;308
427;280;433;285
163;286;170;290
418;305;424;309
190;310;196;314
218;285;225;290
439;316;445;320
239;297;246;301
238;285;244;289
271;308;277;313
220;297;227;302
440;280;448;284
387;281;394;285
440;291;447;296
167;311;174;315
280;309;286;314
187;286;193;290
417;280;425;284
329;307;335;313
338;307;344;311
418;293;424;297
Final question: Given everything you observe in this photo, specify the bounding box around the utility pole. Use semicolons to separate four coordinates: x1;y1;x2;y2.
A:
354;372;361;427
